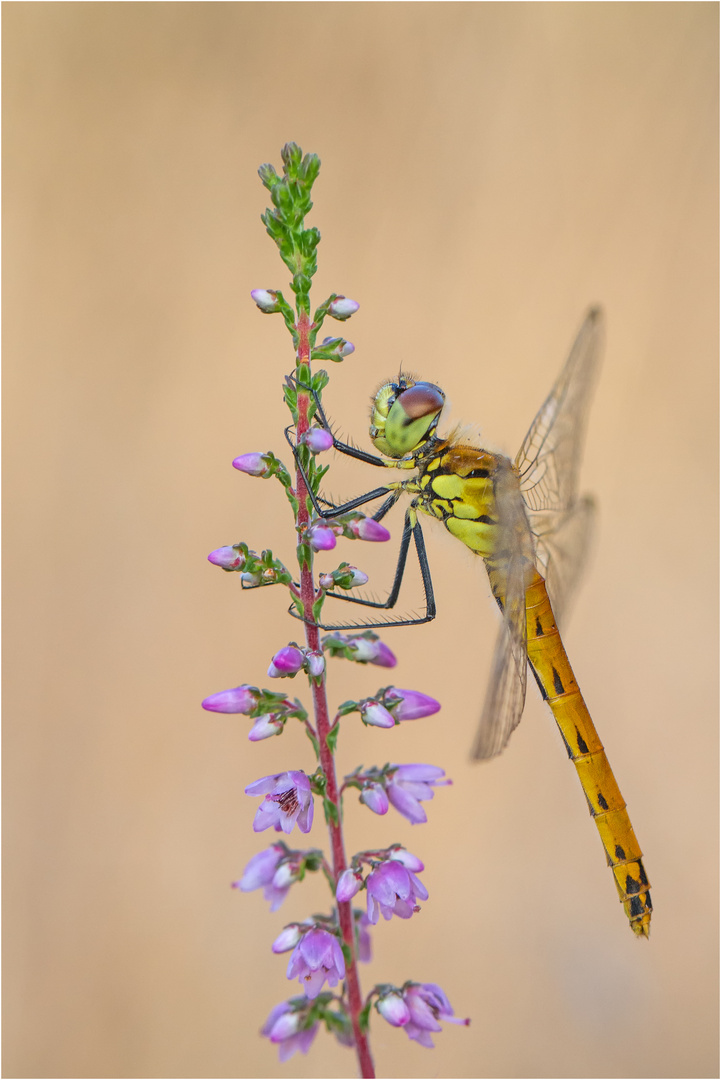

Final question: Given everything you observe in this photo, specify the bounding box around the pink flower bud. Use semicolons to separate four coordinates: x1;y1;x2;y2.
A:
347;516;391;542
386;688;440;720
306;523;337;552
360;783;389;815
360;701;396;729
302;427;334;453
268;646;304;678
329;296;360;320
336;869;362;902
272;925;303;953
378;992;411;1027
390;848;424;872
232;452;270;477
351;637;396;667
248;714;284;741
207;546;244;570
306;651;325;678
202;684;258;714
250;289;280;313
321;336;355;358
345;566;369;586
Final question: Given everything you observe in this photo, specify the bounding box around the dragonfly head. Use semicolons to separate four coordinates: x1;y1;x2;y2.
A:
369;375;445;458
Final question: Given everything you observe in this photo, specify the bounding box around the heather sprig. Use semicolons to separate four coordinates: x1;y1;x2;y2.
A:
203;144;468;1077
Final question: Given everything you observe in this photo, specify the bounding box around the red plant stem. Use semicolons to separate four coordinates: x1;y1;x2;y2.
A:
295;313;375;1079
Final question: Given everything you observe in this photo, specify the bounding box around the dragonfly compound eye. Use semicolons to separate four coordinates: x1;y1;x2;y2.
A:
384;382;445;457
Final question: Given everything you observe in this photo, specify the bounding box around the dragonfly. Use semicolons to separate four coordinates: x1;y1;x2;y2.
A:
293;308;651;937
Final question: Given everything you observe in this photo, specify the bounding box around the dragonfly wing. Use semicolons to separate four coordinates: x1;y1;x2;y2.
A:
515;308;603;514
472;549;528;760
531;495;596;628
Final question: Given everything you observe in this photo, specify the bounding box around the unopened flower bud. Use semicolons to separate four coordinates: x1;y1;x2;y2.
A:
251;289;280;313
272;924;303;953
386;688;441;720
207;546;244;570
306;651;325;678
390;848;424;872
377;992;411;1027
351;636;396;668
329;296;360;320
302;427;334;454
345;566;368;586
321;336;355;358
240;570;263;587
336;868;362;902
360;701;396;729
306;523;337;552
360;783;389;815
202;684;258;714
347;516;391;542
232;452;271;477
268;646;304;678
318;573;335;589
248;714;284;741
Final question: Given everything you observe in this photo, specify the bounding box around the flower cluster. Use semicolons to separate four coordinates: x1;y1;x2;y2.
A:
203;143;467;1073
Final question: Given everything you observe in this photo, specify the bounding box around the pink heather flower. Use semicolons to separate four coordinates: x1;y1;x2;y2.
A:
232;452;271;476
360;782;389;815
351;636;396;667
201;684;258;714
261;1002;319;1062
306;651;325;678
335;869;362;902
377;992;411;1027
302;427;334;453
306;522;337;552
207;545;244;569
348;516;391;542
402;983;469;1048
360;701;396;729
321;335;355;358
234;844;289;911
286;927;346;999
272;924;304;953
386;688;441;720
245;771;314;835
366;857;428;924
268;645;304;678
328;296;360;320
248;714;284;741
250;288;280;313
387;764;449;825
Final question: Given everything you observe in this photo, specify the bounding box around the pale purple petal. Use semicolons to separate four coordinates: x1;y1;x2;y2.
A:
207;546;244;569
387;688;441;720
336;869;361;902
238;846;283;891
248;715;283;741
272;925;302;953
295;798;314;834
245;773;284;797
378;993;411;1027
361;702;395;728
387;783;427;824
391;848;424;872
394;764;446;782
357;517;390;542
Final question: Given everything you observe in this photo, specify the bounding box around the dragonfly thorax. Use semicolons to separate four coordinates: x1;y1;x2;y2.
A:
369;376;445;459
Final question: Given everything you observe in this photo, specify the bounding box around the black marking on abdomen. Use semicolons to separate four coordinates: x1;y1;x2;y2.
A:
552;666;564;695
629;895;644;916
597;792;609;811
477;514;495;524
466;467;490;478
535;616;543;638
639;863;649;887
625;873;641;895
615;844;627;861
576;730;589;755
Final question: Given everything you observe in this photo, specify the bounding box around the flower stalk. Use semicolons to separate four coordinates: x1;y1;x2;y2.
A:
204;143;466;1076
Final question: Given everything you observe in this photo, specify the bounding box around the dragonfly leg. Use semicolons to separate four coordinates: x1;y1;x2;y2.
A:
292;507;436;629
285;422;395;519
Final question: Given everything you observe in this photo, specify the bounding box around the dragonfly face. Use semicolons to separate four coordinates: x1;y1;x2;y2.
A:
369;376;445;459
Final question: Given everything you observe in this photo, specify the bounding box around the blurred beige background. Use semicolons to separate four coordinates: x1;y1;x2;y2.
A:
3;4;718;1078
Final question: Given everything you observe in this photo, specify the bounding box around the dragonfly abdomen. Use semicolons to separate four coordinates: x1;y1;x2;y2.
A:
525;575;652;937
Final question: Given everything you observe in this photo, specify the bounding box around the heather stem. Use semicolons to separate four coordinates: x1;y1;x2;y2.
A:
294;313;375;1079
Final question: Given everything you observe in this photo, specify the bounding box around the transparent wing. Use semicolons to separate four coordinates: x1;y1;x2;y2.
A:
472;459;533;760
515;308;603;514
471;549;528;760
530;495;596;628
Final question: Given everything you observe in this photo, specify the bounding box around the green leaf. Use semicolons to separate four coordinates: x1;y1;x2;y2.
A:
358;999;372;1034
322;797;339;827
326;723;340;754
305;727;320;760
